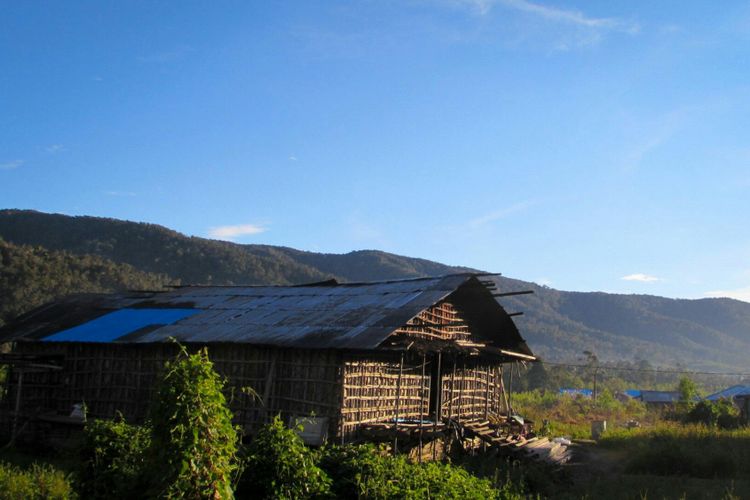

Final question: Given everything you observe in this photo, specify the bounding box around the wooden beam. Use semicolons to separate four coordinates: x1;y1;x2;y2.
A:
500;349;536;361
492;290;534;297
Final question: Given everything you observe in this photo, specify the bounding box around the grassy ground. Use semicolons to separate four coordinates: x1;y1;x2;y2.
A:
512;389;655;439
506;392;750;499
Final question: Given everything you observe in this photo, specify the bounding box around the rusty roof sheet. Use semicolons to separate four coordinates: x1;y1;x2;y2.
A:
0;274;534;355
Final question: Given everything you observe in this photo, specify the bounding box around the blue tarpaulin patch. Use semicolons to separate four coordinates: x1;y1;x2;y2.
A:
44;308;199;343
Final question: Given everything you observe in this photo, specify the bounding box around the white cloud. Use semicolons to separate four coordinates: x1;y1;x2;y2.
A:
470;200;535;228
289;155;298;161
454;0;639;34
0;160;23;170
46;144;65;153
621;273;661;283
208;224;267;241
704;286;750;303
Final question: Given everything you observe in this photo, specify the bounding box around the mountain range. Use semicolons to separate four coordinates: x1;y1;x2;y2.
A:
1;209;749;371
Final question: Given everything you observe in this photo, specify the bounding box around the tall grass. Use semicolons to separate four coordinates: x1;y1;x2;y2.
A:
512;389;649;438
600;423;750;479
0;461;76;500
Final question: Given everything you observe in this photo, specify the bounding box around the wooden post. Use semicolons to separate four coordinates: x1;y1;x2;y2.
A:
393;352;404;455
418;353;426;463
484;366;490;420
11;370;24;442
432;351;442;461
448;361;456;419
261;352;278;423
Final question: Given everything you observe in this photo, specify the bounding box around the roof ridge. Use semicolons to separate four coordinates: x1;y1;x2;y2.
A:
170;272;488;289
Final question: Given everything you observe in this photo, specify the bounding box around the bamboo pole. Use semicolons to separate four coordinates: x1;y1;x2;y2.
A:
393;352;404;455
418;353;425;462
432;351;442;461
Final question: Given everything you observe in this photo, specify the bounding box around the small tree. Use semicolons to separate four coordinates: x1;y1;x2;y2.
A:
149;346;240;499
678;376;698;405
241;415;331;499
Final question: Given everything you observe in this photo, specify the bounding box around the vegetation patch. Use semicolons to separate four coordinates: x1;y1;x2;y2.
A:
600;424;750;479
77;417;150;499
0;461;76;500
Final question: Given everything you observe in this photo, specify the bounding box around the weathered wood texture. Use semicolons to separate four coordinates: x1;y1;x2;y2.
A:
5;342;344;437
442;364;503;420
340;356;430;440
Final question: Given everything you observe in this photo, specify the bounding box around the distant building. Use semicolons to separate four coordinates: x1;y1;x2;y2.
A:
706;385;750;422
559;388;593;398
636;390;681;406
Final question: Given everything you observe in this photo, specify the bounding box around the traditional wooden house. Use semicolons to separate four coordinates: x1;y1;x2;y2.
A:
0;274;535;444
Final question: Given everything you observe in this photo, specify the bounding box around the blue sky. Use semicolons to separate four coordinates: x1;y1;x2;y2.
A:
2;1;750;301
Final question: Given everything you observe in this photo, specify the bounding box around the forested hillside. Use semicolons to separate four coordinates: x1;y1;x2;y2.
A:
2;209;750;371
0;238;169;327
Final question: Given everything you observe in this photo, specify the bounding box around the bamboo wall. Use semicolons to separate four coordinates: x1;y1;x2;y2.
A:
6;342;507;444
394;300;473;344
441;363;504;420
5;342;344;437
340;356;430;440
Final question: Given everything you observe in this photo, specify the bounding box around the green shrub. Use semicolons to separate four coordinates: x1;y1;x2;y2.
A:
149;346;241;499
319;443;513;499
241;415;331;499
0;461;76;500
686;400;741;429
78;416;150;499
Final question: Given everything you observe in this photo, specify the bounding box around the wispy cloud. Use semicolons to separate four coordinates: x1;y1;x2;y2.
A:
208;223;267;241
0;160;23;170
704;286;750;303
104;190;137;197
621;273;661;283
454;0;639;33
470;200;536;228
45;144;65;153
289;155;298;161
622;108;689;172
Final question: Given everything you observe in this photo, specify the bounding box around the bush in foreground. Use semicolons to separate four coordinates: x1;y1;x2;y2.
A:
78;346;241;499
149;346;241;499
319;443;511;500
0;461;75;500
241;415;331;499
78;417;150;499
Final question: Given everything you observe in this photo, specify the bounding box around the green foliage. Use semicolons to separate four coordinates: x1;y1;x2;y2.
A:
241;415;331;499
78;416;151;499
149;346;240;499
0;238;169;327
512;389;648;439
685;399;741;429
318;443;511;499
678;376;699;404
601;423;750;479
0;461;76;500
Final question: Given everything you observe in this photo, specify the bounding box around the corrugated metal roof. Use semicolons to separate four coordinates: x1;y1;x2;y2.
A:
638;390;680;403
0;274;533;353
706;385;750;401
44;308;199;343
